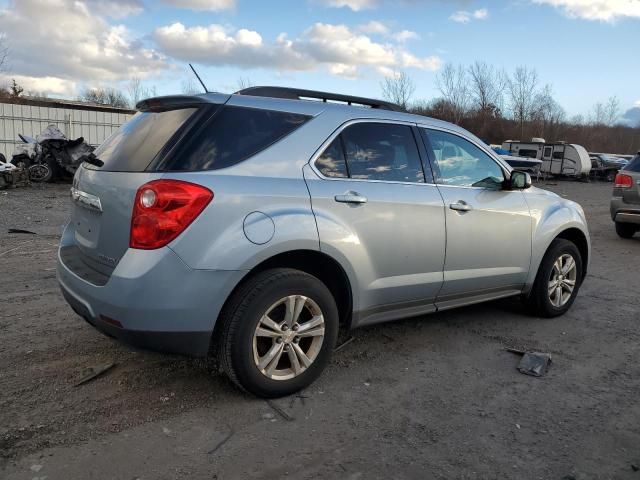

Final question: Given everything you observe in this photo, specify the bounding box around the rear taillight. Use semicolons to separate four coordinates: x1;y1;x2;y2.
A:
130;180;213;249
614;173;633;189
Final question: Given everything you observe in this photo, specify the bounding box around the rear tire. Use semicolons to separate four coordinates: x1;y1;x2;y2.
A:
525;238;583;318
615;222;637;239
218;268;339;398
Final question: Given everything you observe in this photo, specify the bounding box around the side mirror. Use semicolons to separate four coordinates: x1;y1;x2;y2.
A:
510;170;532;190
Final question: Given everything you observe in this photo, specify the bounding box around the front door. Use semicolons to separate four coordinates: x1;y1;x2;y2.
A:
304;121;446;323
421;128;532;309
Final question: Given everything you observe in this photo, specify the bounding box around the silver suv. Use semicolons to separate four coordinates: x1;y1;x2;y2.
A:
57;87;590;397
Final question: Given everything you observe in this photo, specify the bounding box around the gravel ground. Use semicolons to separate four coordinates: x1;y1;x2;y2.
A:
0;179;638;480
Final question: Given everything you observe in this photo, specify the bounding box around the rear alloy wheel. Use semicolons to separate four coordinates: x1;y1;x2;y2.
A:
218;268;338;398
615;222;637;239
526;238;583;318
253;295;326;381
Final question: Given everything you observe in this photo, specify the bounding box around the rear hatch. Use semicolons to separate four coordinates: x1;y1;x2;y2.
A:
63;99;214;282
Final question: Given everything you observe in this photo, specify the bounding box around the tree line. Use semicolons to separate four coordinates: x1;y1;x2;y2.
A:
382;63;639;155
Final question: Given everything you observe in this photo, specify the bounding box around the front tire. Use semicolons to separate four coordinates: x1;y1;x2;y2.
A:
218;268;339;398
526;238;583;318
615;222;637;239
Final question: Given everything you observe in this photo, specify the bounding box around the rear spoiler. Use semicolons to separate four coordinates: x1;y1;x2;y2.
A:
136;94;230;112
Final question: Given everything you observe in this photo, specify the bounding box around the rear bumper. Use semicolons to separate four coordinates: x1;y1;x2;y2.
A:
57;230;247;357
610;197;640;224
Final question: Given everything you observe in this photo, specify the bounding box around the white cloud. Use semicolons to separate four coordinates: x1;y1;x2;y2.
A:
0;75;77;96
0;0;166;96
154;22;442;77
161;0;236;11
635;100;640;107
393;30;420;42
318;0;378;11
532;0;640;21
358;20;389;35
450;8;490;23
85;0;144;18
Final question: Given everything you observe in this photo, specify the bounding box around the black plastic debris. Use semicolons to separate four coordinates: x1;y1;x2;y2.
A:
517;352;552;377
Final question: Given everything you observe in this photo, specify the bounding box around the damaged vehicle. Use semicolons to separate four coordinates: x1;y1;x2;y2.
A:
0;153;29;189
10;125;94;183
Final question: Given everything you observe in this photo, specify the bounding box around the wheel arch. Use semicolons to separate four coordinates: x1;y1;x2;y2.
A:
555;227;589;280
212;249;355;352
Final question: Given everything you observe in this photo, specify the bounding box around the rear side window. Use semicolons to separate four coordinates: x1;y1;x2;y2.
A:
167;106;310;171
624;155;640;172
93;108;196;172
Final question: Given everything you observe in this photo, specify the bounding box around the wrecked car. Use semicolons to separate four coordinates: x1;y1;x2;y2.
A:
10;125;94;183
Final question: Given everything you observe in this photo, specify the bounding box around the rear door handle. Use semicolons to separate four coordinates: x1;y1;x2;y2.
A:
335;192;368;204
449;201;473;212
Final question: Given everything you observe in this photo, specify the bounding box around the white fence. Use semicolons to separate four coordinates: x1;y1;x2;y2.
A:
0;100;134;159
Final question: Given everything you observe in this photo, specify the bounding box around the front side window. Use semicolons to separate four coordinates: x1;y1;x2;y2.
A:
167;106;310;171
424;129;504;189
340;123;425;183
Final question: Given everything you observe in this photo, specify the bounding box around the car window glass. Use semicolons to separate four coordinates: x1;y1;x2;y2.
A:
425;129;504;188
315;138;348;178
340;123;424;183
623;155;640;172
168;106;310;171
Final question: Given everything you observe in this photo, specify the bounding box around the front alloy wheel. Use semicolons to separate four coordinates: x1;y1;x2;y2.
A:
253;295;325;380
526;238;583;317
548;254;577;308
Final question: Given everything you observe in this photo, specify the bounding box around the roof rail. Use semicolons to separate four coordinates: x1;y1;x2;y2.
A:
235;86;404;112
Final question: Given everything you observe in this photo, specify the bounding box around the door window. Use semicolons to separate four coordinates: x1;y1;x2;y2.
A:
424;129;504;189
342;123;425;183
314;123;426;183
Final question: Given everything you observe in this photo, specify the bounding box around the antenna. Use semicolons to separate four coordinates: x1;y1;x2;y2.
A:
189;63;209;93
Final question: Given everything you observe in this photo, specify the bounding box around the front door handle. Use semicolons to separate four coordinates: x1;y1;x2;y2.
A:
449;201;473;212
335;192;368;204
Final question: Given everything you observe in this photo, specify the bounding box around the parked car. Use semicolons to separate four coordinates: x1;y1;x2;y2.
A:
589;153;629;182
610;153;640;238
57;87;591;398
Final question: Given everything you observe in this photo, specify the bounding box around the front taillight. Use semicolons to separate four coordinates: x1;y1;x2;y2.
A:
614;173;633;189
130;180;213;249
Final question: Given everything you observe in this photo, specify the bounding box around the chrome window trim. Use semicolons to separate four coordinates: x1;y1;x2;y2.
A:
417;124;512;191
308;118;437;186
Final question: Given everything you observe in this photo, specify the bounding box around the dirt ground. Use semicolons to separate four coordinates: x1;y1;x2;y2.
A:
0;179;638;480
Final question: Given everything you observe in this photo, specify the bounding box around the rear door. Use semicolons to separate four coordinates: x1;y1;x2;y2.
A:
304;120;446;321
421;127;532;309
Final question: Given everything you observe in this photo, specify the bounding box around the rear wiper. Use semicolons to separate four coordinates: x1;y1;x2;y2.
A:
79;152;104;168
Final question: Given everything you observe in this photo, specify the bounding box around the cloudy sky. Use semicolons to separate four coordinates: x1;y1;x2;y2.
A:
0;0;638;119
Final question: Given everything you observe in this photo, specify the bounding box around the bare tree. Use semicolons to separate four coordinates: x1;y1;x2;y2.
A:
127;76;154;107
435;63;470;123
10;79;23;97
0;34;7;74
507;66;539;138
79;87;129;108
380;71;415;110
236;76;254;91
181;78;201;95
532;84;565;138
604;96;621;126
467;61;506;115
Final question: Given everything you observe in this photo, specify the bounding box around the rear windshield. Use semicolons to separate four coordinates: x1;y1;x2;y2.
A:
92;108;196;172
623;155;640;172
161;106;311;171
